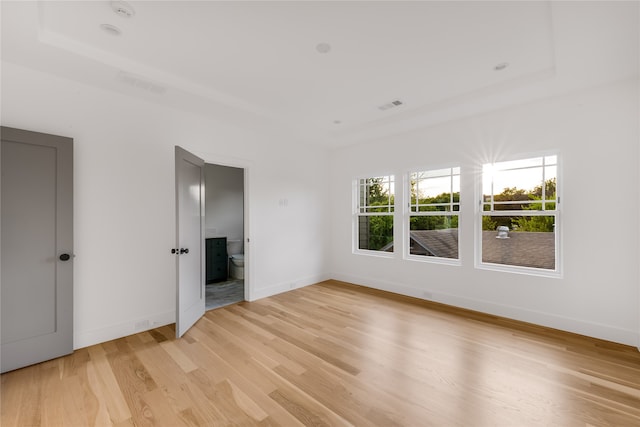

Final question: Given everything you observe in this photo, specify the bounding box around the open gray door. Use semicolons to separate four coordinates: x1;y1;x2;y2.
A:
175;146;205;338
1;127;74;373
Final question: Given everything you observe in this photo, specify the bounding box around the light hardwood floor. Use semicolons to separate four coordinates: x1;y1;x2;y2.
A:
2;280;640;426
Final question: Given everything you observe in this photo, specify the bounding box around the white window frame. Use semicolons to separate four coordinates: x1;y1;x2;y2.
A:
353;174;395;257
405;166;461;265
476;153;561;277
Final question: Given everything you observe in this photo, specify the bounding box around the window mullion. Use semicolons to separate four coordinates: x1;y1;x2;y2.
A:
450;169;454;212
490;175;494;211
542;156;546;211
482;210;556;217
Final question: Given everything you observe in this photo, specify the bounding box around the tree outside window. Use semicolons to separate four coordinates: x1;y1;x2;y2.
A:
356;176;394;252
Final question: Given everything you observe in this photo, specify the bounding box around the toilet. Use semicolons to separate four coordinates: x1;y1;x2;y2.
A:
227;239;244;280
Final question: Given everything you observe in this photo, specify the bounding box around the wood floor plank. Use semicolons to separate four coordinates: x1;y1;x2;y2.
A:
176;333;304;426
186;320;280;395
159;340;198;373
0;367;29;427
134;342;206;418
39;367;64;426
253;358;354;427
268;388;348;427
236;307;361;376
139;387;188;426
7;364;43;426
212;308;306;374
85;359;120;426
2;280;640;426
86;344;133;423
225;379;270;421
272;365;377;426
58;374;92;426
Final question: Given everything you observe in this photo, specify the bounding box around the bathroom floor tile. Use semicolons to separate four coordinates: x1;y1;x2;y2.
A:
205;279;244;310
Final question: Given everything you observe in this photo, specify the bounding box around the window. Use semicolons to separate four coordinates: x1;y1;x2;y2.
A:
408;167;460;261
355;175;394;253
479;155;559;275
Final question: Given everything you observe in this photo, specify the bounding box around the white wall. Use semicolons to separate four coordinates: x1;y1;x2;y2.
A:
1;61;330;349
3;59;637;349
329;78;640;346
204;164;244;244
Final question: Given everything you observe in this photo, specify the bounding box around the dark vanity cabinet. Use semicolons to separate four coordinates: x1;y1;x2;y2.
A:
206;237;228;283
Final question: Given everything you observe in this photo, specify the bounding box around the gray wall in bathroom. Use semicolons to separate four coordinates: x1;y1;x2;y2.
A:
204;163;244;247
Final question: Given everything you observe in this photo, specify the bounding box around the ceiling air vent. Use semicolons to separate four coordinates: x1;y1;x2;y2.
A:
378;99;404;111
117;72;167;95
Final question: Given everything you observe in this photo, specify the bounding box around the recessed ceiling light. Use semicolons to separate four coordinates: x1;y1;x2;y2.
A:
100;24;122;36
494;62;509;71
316;43;331;54
111;1;135;18
333;120;342;125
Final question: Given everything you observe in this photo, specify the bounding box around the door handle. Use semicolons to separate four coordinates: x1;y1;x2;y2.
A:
180;248;189;254
59;253;71;261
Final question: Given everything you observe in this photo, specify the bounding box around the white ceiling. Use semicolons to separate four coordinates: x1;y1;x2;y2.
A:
1;1;638;148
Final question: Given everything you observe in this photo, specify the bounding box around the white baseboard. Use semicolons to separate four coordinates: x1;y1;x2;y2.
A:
249;273;330;301
73;273;329;349
73;274;639;351
74;309;175;349
331;273;638;348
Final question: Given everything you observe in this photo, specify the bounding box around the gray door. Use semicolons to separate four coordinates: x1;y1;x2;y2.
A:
175;146;205;338
1;127;74;373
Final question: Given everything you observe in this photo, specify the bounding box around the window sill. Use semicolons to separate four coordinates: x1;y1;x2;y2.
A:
353;249;395;259
405;255;461;267
475;262;562;279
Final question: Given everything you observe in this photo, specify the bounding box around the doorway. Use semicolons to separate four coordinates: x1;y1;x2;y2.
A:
204;163;245;310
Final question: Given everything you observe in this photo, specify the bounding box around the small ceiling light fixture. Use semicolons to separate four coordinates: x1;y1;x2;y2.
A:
111;1;135;18
100;23;122;36
333;120;342;125
316;43;331;54
494;62;509;71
